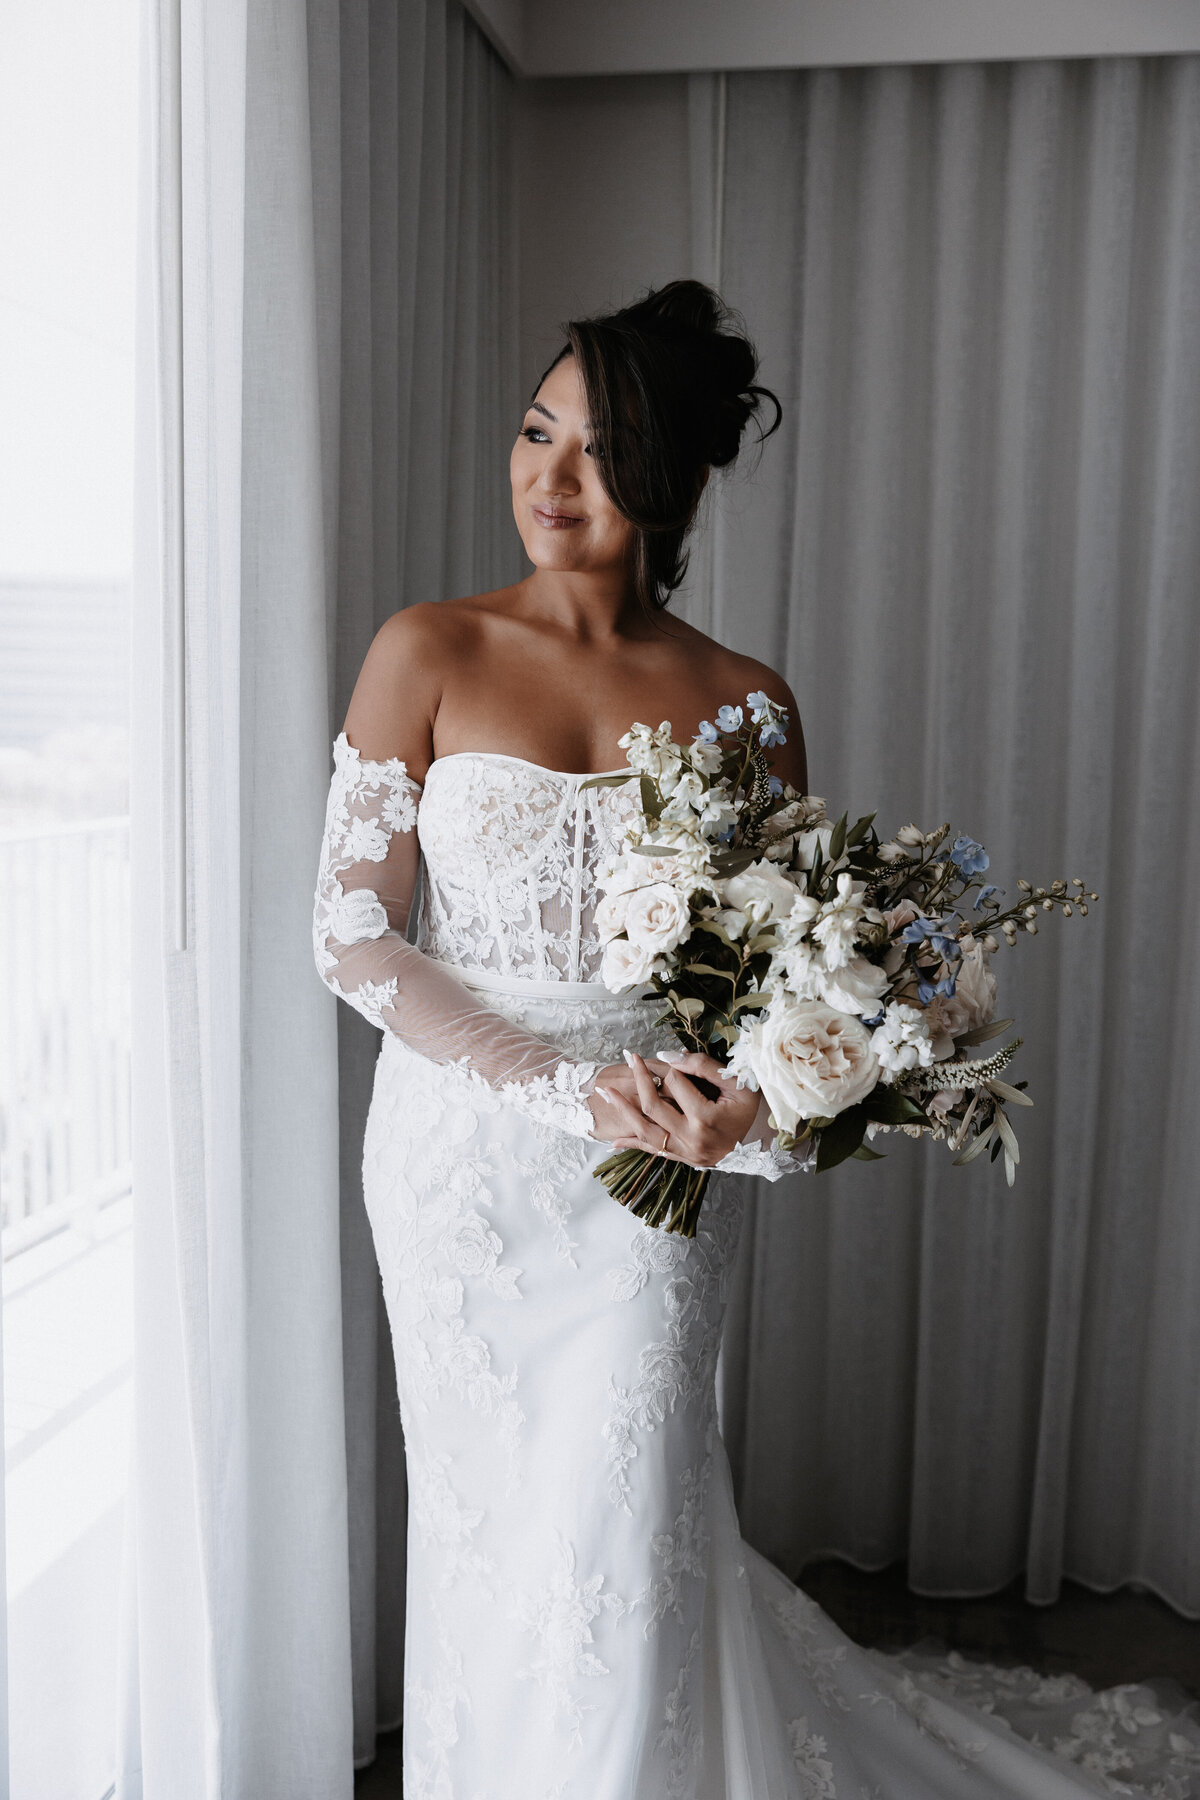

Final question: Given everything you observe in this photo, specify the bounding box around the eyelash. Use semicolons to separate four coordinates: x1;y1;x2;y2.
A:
519;425;596;457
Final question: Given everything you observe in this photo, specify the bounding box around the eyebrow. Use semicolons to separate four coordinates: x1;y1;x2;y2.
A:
530;400;556;422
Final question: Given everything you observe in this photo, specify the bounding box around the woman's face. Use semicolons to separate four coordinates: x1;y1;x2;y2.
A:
510;354;635;579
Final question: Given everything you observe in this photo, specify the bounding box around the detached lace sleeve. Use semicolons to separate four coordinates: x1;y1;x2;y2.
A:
313;733;599;1137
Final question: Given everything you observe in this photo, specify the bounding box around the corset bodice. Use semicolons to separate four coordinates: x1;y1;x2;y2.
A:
414;752;641;983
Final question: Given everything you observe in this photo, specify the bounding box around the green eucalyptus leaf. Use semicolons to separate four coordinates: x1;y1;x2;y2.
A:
827;812;849;862
640;775;661;822
816;1104;869;1172
731;992;771;1013
852;1144;886;1161
953;1123;995;1166
628;842;679;857
862;1088;926;1125
845;813;877;848
578;772;633;790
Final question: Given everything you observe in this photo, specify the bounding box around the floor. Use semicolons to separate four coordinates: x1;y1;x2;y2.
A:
353;1556;1200;1795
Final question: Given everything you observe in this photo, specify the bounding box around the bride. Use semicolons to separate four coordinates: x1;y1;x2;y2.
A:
314;283;1198;1799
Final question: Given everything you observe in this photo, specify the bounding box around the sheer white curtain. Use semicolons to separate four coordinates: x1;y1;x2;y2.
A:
122;0;516;1791
695;57;1200;1614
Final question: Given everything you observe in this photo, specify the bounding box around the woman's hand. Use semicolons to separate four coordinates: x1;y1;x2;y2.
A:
594;1050;762;1168
587;1058;678;1145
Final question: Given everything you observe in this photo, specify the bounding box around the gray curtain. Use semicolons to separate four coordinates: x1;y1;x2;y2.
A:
693;57;1200;1614
317;0;521;1765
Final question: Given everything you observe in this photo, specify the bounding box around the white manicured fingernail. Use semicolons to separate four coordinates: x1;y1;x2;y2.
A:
657;1050;687;1063
622;1049;638;1067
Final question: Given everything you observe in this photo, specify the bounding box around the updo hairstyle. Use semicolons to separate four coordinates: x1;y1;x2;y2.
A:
539;280;782;613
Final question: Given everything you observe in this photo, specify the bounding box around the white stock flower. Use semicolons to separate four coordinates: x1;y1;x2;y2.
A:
870;1002;935;1077
660;768;705;813
624;883;692;957
697;787;737;838
600;936;660;992
718;860;802;927
689;738;724;776
776;938;825;1001
619;720;680;781
733;999;880;1131
812;874;878;969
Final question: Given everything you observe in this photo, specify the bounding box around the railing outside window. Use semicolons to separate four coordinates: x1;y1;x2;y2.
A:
0;816;131;1256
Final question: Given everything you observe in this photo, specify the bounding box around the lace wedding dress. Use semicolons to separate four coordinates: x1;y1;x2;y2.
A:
314;734;1200;1800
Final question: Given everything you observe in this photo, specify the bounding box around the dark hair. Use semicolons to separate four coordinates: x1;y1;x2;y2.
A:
535;280;781;613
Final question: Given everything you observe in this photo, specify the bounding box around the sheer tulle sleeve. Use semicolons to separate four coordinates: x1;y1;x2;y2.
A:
312;733;600;1137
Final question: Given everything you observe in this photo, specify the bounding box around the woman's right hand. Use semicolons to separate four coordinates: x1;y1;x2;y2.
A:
587;1058;680;1146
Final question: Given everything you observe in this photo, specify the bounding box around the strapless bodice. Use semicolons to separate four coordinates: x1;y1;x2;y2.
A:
413;751;641;984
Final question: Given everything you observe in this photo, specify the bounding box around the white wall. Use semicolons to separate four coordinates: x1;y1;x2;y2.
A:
515;76;693;389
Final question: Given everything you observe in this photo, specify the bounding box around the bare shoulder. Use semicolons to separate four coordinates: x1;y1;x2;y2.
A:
674;620;808;791
342;597;491;774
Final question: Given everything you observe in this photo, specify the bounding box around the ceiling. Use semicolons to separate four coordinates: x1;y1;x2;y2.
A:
464;0;1200;78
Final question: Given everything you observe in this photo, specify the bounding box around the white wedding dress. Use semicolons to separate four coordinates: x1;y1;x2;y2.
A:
314;733;1200;1800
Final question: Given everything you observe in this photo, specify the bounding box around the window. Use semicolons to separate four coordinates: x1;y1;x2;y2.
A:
0;1;138;1793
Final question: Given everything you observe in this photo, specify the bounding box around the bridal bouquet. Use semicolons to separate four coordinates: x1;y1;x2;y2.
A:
584;696;1097;1237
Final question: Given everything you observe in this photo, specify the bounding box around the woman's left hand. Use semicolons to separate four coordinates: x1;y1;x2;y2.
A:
605;1050;762;1168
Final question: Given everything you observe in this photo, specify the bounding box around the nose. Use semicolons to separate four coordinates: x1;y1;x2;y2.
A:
536;443;582;497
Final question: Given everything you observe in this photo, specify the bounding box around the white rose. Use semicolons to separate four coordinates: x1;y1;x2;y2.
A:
737;999;880;1131
328;884;389;945
819;953;889;1017
593;888;630;942
624;882;692;956
601;936;660;992
955;942;998;1031
719;860;802;926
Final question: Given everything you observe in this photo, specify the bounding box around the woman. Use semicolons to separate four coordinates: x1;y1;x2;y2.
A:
314;284;1196;1798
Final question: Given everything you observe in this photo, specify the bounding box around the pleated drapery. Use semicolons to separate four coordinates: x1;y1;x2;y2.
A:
698;57;1200;1615
330;0;520;1766
122;1;517;1792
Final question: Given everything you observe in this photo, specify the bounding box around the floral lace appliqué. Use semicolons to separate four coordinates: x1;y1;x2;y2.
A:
514;1534;627;1750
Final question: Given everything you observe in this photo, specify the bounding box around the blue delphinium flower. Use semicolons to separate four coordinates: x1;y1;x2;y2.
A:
767;775;784;797
759;717;787;748
697;719;719;743
973;884;1003;910
747;690;771;721
950;835;989;877
716;704;743;732
901;915;962;958
917;973;958;1006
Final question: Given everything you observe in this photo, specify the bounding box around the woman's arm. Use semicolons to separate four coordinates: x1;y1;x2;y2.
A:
315;609;665;1142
